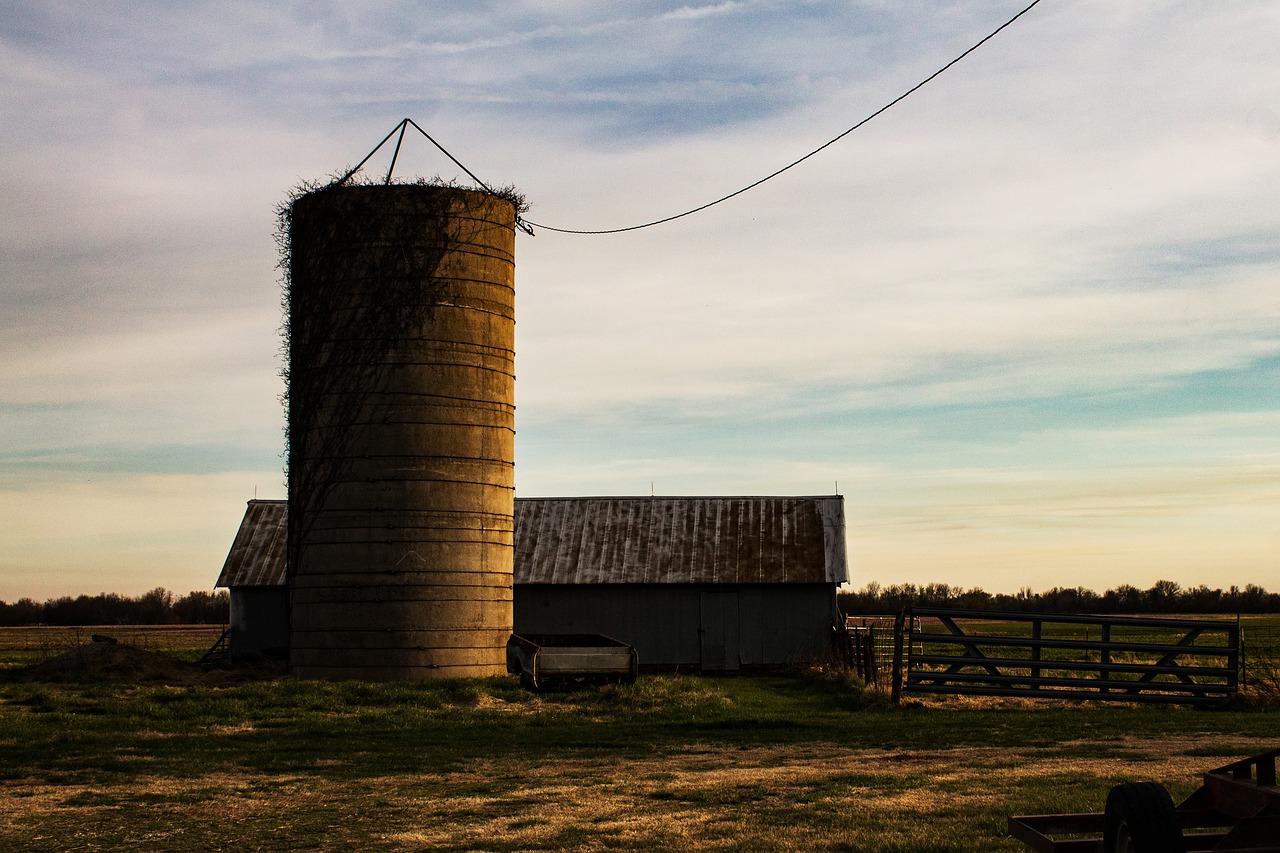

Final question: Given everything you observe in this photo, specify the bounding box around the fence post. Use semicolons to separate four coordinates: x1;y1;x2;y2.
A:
891;609;906;705
1030;618;1042;691
1099;622;1111;694
1238;614;1246;690
833;616;854;671
866;626;877;687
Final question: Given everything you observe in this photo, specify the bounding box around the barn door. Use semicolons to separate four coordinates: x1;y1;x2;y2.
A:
699;591;740;672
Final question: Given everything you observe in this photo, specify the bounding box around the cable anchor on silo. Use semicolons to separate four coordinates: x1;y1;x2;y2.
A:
336;119;536;236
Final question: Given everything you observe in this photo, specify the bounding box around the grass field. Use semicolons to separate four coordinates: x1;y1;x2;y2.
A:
1;625;1278;851
0;625;223;670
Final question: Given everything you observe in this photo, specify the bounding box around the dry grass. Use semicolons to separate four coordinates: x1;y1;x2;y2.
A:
4;733;1271;851
2;646;1275;851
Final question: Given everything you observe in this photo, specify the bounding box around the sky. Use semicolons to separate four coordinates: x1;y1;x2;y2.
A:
1;1;1277;600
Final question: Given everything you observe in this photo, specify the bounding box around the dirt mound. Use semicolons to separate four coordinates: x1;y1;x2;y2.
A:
14;639;201;684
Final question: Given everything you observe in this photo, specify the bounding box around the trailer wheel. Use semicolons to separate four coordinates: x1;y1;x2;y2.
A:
1103;782;1184;853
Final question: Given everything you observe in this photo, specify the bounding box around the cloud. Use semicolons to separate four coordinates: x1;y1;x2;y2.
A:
2;2;1278;595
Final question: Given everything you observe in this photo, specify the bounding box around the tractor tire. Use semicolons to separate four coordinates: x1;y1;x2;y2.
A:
1103;782;1184;853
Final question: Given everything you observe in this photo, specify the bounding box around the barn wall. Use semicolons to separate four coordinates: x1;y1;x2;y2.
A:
513;583;838;669
229;587;289;662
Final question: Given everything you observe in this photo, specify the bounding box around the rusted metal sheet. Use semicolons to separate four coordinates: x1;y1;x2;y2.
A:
1010;748;1280;851
513;496;847;585
215;500;287;588
217;495;848;589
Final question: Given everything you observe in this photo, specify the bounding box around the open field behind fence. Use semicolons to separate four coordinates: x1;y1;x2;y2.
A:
906;609;1240;705
847;614;1280;697
8;619;1279;695
0;625;224;670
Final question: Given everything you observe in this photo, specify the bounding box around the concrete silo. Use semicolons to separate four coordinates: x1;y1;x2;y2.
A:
285;183;516;679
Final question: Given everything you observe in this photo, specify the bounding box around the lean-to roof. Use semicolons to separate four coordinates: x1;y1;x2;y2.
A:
215;499;287;588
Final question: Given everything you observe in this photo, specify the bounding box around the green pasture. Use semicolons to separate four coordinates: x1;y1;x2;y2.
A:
2;640;1278;851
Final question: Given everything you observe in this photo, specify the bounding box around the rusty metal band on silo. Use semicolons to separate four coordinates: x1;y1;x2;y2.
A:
286;184;515;679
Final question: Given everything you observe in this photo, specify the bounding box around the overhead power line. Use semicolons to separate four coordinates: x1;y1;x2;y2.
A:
340;0;1044;236
523;0;1045;235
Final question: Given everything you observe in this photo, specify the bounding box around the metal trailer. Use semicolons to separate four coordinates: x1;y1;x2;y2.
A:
506;634;639;691
1009;748;1280;852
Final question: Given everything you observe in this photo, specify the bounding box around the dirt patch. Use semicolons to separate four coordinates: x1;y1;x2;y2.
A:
5;640;277;686
11;640;197;683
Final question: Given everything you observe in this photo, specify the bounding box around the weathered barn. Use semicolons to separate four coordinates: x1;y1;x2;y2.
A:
514;496;847;670
216;495;848;671
214;499;288;663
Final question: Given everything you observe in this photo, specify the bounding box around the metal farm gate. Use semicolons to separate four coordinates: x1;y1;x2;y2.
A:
902;608;1240;705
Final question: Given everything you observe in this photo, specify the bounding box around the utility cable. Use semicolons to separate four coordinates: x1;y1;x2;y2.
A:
337;0;1042;236
522;0;1044;235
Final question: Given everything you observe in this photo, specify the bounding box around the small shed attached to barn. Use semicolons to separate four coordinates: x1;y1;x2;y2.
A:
215;495;848;672
214;499;288;663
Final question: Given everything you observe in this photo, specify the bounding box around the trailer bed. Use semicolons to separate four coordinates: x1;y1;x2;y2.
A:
506;633;639;691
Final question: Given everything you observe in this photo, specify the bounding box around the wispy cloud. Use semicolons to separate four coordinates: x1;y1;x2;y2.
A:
2;1;1277;596
661;2;745;21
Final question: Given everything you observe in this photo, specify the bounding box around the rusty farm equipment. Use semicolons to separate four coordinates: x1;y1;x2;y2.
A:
1009;748;1280;851
506;633;639;691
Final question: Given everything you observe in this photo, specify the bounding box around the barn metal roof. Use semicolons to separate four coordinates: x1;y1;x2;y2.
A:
514;496;847;585
215;499;287;588
216;495;847;588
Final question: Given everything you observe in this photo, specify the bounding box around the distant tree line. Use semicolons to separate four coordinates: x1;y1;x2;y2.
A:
0;588;229;626
838;580;1280;616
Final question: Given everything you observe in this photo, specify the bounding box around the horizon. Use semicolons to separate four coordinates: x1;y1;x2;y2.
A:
4;575;1275;608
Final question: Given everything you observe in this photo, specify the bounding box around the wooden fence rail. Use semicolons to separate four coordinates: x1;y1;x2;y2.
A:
902;607;1239;705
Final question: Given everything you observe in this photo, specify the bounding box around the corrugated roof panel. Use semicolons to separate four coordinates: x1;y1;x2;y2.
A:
218;495;848;588
215;500;288;588
736;500;750;584
512;496;846;585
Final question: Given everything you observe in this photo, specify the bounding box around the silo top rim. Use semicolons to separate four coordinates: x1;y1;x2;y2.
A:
290;181;520;214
